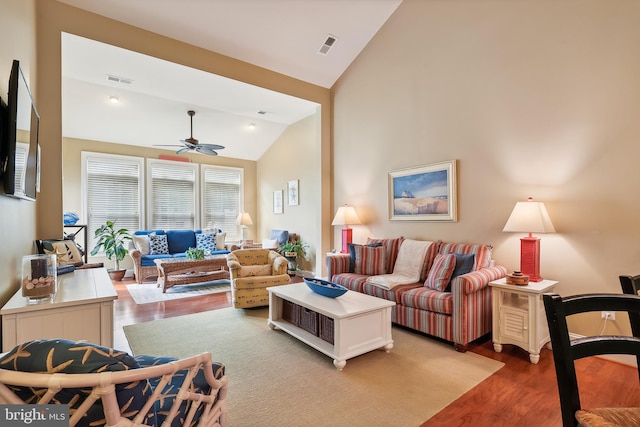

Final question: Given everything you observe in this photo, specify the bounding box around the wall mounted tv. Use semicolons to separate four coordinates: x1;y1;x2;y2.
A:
0;59;39;201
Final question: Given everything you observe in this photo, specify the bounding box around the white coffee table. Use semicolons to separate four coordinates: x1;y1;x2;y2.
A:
267;283;394;370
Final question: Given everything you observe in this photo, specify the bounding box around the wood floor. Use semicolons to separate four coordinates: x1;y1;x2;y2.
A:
113;278;640;426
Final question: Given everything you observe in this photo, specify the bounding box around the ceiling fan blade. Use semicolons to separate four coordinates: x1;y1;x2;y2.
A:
194;145;219;156
176;147;192;154
200;143;225;150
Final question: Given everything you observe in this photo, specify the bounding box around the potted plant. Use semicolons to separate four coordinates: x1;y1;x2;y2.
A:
185;247;206;260
90;220;132;281
278;239;308;259
278;239;308;275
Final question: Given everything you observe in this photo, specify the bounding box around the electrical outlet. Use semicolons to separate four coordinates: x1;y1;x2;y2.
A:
601;311;616;321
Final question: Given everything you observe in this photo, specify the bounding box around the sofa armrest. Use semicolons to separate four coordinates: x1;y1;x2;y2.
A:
326;253;351;279
451;265;507;295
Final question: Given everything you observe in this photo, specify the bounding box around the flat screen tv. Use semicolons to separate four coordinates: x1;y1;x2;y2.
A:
1;59;39;201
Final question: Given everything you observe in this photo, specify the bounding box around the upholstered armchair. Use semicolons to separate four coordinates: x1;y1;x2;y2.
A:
0;338;228;427
226;249;290;308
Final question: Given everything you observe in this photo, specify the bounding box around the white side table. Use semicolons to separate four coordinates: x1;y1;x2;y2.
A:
489;277;558;364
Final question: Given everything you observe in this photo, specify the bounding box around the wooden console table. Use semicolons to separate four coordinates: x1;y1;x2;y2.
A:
154;255;230;293
0;268;117;352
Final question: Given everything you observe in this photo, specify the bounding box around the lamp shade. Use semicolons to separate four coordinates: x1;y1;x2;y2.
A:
502;198;555;234
236;212;253;226
331;206;361;226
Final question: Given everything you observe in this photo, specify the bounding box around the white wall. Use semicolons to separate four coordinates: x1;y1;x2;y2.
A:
332;0;640;336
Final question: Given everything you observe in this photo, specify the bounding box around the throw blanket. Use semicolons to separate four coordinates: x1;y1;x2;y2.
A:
366;239;433;290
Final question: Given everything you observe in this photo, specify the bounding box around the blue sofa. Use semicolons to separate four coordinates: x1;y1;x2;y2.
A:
129;229;230;283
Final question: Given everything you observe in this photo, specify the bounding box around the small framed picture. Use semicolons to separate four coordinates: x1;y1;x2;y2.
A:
287;179;299;206
273;190;283;214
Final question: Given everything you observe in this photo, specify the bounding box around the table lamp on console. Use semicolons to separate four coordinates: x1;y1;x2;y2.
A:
502;197;555;282
236;212;253;242
332;205;361;254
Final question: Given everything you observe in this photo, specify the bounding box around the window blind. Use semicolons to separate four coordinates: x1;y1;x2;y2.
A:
148;160;198;230
202;166;242;241
84;153;143;252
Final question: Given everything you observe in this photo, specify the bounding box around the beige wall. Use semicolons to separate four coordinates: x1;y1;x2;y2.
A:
0;0;37;303
332;0;640;337
257;110;323;274
34;1;331;272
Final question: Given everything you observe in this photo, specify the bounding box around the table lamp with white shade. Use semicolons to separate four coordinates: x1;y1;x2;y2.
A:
331;205;361;253
236;212;253;242
502;197;555;282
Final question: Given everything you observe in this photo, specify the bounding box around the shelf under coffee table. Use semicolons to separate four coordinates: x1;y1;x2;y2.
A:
267;283;395;371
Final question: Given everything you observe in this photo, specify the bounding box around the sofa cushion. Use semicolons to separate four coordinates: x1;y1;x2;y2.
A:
400;287;454;314
37;239;84;266
331;273;370;293
196;233;217;253
270;229;289;245
166;230;197;254
446;253;475;291
425;253;456;291
216;232;226;250
149;233;170;255
362;281;421;303
438;242;492;270
348;242;382;273
366;237;404;273
134;354;225;427
133;234;151;255
353;245;387;275
0;339;154;425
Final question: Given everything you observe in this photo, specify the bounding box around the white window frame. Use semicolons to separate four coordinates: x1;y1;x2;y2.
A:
81;151;145;253
146;158;200;230
201;165;243;241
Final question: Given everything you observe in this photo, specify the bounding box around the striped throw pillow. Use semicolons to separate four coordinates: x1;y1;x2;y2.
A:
424;253;456;291
353;245;387;275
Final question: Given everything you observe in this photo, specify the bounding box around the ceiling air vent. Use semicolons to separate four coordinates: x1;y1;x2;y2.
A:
106;74;134;85
318;35;337;55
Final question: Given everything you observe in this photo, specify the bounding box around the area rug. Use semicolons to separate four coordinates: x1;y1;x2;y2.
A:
125;280;230;304
124;307;504;426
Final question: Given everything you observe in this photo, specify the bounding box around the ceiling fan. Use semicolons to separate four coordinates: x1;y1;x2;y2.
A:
155;110;225;156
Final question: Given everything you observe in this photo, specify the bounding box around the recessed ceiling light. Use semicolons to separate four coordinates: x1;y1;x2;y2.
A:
108;96;119;104
248;123;256;130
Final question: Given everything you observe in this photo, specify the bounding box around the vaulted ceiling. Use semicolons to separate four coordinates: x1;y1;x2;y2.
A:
57;0;403;160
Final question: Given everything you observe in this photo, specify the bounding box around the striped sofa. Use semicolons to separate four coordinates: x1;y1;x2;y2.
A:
326;238;506;352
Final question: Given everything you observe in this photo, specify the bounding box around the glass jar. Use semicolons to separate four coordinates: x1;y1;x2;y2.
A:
22;254;57;302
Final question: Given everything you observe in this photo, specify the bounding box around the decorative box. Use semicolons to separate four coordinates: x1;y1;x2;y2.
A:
22;254;57;302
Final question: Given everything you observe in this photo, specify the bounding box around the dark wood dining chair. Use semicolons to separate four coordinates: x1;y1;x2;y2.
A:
543;292;640;427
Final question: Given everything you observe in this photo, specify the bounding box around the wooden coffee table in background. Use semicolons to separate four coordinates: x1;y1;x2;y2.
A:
154;255;230;293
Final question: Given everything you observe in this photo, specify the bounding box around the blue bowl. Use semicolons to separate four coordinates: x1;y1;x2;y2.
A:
304;278;348;298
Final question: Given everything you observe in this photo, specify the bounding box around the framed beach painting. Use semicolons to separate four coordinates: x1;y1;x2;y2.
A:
388;160;457;221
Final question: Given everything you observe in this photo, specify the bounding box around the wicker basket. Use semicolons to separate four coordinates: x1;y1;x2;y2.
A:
298;306;319;336
319;314;334;344
282;300;299;325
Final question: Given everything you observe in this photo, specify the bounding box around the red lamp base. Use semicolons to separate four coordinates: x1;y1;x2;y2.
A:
520;236;542;282
341;228;353;254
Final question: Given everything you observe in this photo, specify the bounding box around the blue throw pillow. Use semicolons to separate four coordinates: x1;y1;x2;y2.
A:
446;253;475;291
196;233;216;253
149;233;169;255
